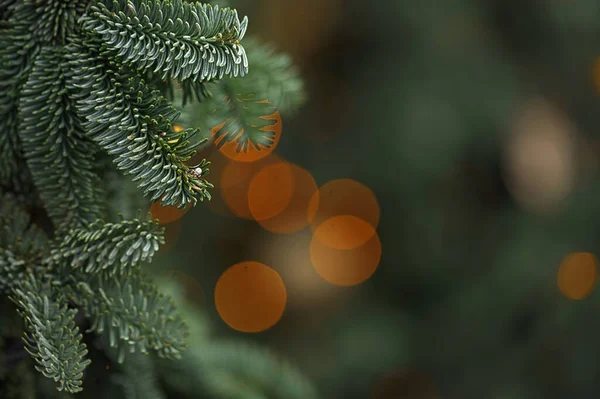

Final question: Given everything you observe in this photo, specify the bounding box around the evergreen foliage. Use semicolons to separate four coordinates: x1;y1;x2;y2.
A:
0;0;311;397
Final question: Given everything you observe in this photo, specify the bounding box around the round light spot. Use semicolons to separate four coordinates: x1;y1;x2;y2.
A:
149;201;191;225
214;261;287;333
256;164;319;234
310;226;381;286
308;179;380;238
557;252;598;300
313;215;377;250
220;154;284;220
248;161;295;221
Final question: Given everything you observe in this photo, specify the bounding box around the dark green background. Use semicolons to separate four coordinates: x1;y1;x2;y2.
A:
154;1;600;397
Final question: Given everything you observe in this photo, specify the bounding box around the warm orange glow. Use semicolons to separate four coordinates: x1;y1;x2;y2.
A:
157;219;183;256
248;161;294;221
313;215;376;250
173;124;184;133
310;224;381;286
214;261;287;333
557;252;598;300
308;179;380;237
370;369;438;399
213;110;282;163
149;201;191;225
255;230;348;310
256;164;319;234
593;57;600;94
220;154;283;220
220;160;260;219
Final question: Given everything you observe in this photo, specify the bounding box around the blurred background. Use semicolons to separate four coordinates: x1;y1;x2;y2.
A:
151;0;600;397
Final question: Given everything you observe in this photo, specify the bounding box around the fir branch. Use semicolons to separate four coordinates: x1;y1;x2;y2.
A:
105;349;166;399
65;39;213;207
0;193;49;294
206;90;279;153
152;75;213;107
64;270;189;364
178;78;213;106
0;22;39;185
9;273;91;394
1;1;313;397
160;341;319;399
0;249;25;296
13;0;89;44
0;0;19;22
45;216;164;277
84;0;248;82
18;45;106;233
198;36;306;152
240;37;306;115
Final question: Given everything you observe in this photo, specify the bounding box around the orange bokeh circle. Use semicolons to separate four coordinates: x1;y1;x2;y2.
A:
256;164;319;234
310;225;381;286
214;261;287;333
557;252;599;300
253;230;350;310
308;179;380;237
149;201;192;225
248;161;295;221
313;215;376;250
592;57;600;94
220;154;283;220
213;111;282;163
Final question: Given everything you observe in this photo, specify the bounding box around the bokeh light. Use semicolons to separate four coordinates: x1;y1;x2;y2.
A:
504;98;577;213
557;252;599;300
214;261;287;333
255;163;319;234
308;178;380;237
592;56;600;94
220;154;283;219
310;226;381;286
213;110;282;163
248;161;295;221
370;369;438;399
149;201;192;225
313;215;376;250
252;230;348;310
